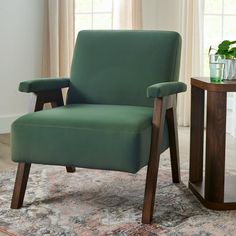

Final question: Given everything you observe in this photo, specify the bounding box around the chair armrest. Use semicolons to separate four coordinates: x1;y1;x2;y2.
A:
19;78;70;93
147;82;187;98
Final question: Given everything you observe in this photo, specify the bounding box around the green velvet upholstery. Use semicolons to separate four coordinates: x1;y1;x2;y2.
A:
147;82;187;98
67;30;181;106
12;30;183;173
12;104;169;173
19;78;70;93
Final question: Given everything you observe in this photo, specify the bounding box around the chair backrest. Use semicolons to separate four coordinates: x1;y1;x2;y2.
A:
67;30;181;107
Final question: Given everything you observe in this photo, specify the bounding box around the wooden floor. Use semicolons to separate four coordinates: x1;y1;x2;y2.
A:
1;127;236;171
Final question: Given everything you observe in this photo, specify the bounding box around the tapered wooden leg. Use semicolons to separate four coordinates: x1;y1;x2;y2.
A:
142;97;167;224
166;97;180;183
11;163;31;209
66;166;76;173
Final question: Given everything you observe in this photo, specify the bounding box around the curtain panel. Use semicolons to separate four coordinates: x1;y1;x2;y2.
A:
177;0;204;126
42;0;74;77
113;0;142;29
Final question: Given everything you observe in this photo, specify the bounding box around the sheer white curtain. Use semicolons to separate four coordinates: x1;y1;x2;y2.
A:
177;0;204;126
113;0;142;29
154;0;203;126
42;0;74;77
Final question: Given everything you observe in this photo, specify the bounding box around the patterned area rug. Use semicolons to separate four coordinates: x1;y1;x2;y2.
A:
1;154;236;236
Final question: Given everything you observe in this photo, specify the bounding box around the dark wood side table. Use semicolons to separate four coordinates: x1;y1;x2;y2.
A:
189;77;236;210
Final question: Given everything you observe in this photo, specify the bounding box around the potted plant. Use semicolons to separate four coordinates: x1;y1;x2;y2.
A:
209;40;236;80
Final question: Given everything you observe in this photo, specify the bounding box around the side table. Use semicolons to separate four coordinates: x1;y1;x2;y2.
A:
189;77;236;210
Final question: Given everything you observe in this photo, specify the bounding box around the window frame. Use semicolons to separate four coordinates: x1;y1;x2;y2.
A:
74;0;114;35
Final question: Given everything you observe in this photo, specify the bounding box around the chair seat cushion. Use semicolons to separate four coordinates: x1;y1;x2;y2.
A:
11;104;169;173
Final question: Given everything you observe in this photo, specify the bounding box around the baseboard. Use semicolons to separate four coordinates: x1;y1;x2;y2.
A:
0;114;23;134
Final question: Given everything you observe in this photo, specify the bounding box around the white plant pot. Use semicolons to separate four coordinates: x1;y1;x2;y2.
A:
219;59;236;80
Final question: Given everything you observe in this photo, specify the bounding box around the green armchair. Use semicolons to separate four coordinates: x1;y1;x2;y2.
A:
11;30;186;224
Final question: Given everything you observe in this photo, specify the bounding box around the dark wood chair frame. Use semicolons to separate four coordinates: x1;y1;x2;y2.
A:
11;89;180;224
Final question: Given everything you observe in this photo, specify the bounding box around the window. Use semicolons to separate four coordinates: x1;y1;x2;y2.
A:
203;0;236;134
203;0;236;75
75;0;113;37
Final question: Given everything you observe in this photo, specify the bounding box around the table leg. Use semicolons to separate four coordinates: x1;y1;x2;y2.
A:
205;91;226;203
189;86;205;183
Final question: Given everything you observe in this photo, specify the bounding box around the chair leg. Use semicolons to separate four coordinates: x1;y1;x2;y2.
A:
166;99;181;183
142;98;167;224
11;163;31;209
66;166;76;173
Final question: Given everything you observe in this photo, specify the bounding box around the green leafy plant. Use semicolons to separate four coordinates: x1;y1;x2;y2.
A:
209;40;236;59
210;40;236;59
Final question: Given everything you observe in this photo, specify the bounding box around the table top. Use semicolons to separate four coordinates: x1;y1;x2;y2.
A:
191;77;236;92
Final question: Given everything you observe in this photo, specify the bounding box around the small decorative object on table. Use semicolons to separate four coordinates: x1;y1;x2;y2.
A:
209;54;225;82
209;40;236;82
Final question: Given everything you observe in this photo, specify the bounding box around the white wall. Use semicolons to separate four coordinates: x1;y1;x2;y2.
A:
0;0;44;133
